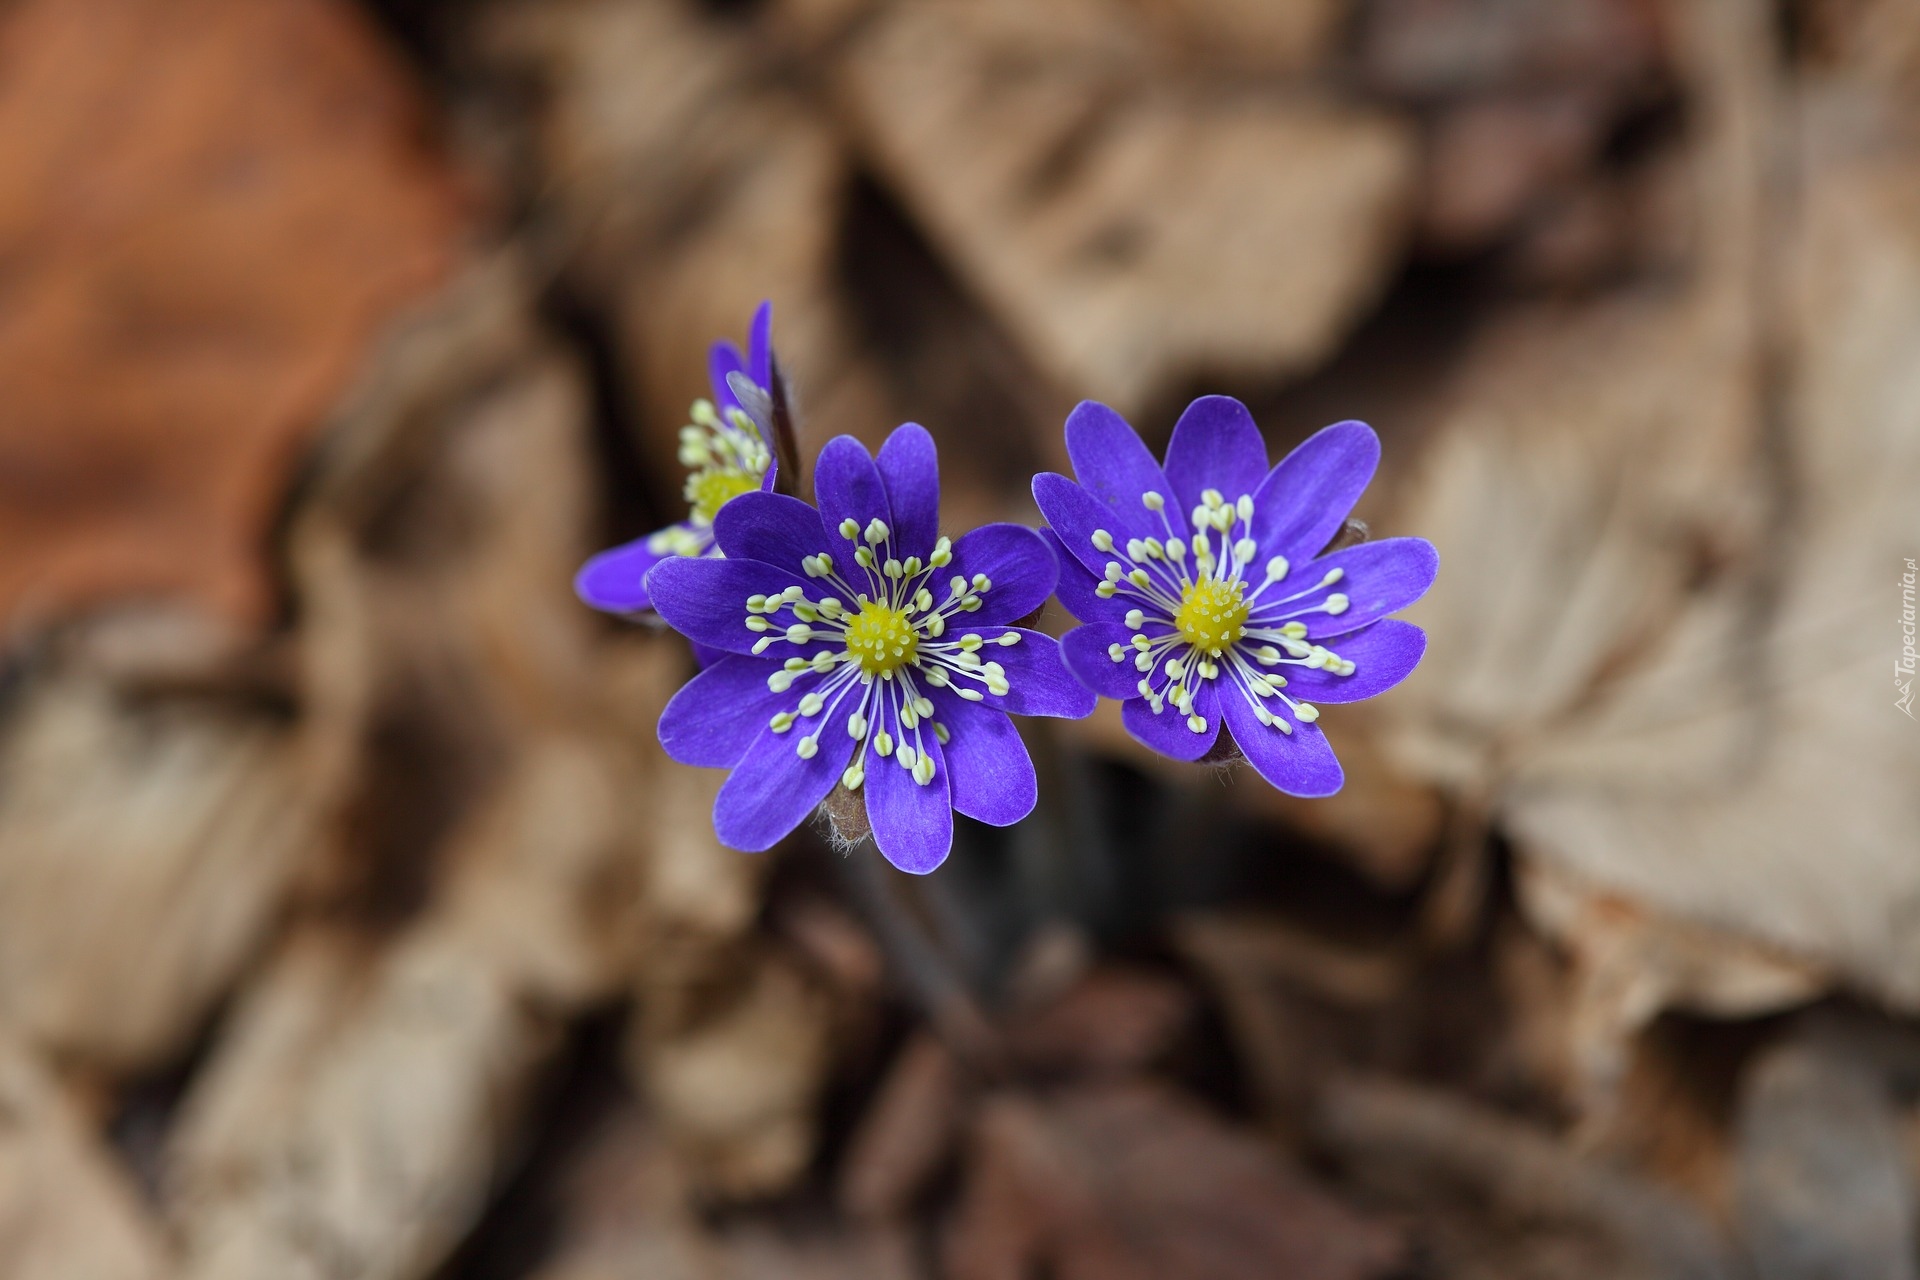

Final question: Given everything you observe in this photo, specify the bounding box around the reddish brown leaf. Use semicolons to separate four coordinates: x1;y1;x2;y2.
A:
1004;966;1194;1079
0;0;465;632
946;1083;1404;1280
838;1031;963;1220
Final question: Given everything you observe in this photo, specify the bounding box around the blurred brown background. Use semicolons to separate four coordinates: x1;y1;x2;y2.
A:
0;0;1916;1276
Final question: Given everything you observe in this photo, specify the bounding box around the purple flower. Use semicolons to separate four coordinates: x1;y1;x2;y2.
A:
574;301;777;615
649;425;1095;873
1033;397;1437;797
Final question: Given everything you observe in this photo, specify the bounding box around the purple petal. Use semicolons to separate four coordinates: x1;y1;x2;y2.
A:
575;531;680;613
1121;680;1219;761
864;692;953;874
1248;421;1381;567
1032;472;1151;580
933;694;1036;828
960;628;1096;719
814;435;892;575
709;340;747;412
875;423;941;562
746;299;773;389
949;523;1057;625
728;373;774;435
1060;623;1154;700
1163;396;1269;516
648;557;816;657
691;641;730;670
1282;619;1426;704
659;655;805;768
1258;537;1437;638
714;492;831;581
1217;683;1343;797
1039;529;1131;625
711;702;858;853
1064;401;1175;523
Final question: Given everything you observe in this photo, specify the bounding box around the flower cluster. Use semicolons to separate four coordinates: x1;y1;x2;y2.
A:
581;309;1436;873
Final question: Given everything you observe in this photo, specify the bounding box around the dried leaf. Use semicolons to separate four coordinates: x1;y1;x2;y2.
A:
1003;967;1194;1079
631;946;834;1201
1381;9;1920;1091
1515;860;1826;1107
1313;1075;1736;1280
165;923;559;1280
946;1083;1404;1280
164;259;643;1280
1122;0;1350;73
0;1037;171;1280
0;0;463;631
476;0;896;477
1404;83;1920;1013
836;0;1416;411
839;1031;962;1220
1735;1016;1919;1280
0;671;324;1072
531;1105;920;1280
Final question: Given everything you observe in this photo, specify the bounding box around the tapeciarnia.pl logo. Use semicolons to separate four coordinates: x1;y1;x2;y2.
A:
1899;558;1917;719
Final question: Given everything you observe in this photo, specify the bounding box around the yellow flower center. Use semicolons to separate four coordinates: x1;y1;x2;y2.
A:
1174;578;1249;655
685;466;760;524
844;600;919;676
